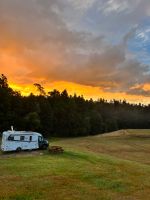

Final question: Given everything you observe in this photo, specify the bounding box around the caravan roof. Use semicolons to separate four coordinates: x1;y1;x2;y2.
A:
3;131;42;137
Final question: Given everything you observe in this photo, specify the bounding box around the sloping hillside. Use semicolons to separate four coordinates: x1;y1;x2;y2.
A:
52;129;150;164
100;129;150;137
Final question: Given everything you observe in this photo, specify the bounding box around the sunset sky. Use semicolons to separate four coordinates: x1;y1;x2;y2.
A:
1;0;150;104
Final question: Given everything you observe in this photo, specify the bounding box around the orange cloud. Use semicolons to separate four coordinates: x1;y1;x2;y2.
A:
0;0;150;104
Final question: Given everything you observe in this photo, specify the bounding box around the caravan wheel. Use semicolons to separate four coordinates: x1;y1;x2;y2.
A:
16;147;22;152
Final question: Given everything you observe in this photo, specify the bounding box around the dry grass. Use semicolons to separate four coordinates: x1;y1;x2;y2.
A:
53;129;150;164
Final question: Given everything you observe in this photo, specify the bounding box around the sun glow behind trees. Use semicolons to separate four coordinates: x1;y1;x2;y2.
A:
9;81;150;105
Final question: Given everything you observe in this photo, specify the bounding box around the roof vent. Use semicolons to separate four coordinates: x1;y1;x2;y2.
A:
11;126;14;131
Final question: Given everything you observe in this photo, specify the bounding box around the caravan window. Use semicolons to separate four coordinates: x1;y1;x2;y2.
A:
8;135;14;141
38;136;43;142
20;136;25;141
30;136;32;141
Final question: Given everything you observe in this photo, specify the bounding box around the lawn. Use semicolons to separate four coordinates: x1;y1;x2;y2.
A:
0;130;150;200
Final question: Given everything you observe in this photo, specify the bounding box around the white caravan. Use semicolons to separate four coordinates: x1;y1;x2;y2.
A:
1;130;49;152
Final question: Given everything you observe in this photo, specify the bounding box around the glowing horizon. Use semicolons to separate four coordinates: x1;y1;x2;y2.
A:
8;80;150;105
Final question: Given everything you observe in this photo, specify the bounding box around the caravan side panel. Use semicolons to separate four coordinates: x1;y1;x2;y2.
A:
1;132;39;152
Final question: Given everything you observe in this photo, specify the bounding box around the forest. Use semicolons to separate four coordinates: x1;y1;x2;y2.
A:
0;74;150;137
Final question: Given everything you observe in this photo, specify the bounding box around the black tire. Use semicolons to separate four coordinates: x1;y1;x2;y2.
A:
16;147;22;152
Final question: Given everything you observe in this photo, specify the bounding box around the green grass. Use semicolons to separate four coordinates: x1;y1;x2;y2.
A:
0;130;150;200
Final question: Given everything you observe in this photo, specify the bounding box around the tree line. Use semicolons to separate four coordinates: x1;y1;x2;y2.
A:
0;74;150;137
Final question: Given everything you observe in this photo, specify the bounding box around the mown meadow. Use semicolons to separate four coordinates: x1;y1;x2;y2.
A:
0;129;150;200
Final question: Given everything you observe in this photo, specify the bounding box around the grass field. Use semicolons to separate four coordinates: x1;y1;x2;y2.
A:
0;129;150;200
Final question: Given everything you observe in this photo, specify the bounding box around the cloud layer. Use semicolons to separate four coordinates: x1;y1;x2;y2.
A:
0;0;150;97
